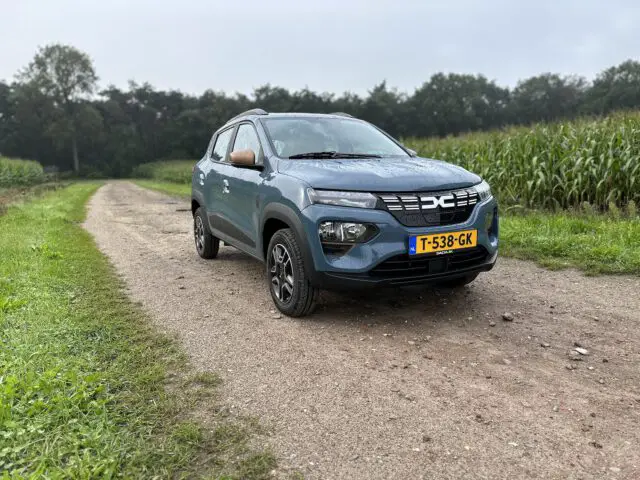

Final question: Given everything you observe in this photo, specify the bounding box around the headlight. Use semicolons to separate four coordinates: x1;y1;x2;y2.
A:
318;221;378;243
307;188;377;209
474;180;492;201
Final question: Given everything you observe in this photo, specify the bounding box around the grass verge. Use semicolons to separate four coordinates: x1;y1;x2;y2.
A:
132;160;195;184
133;179;190;198
0;183;275;477
133;180;639;276
501;211;640;275
0;182;67;216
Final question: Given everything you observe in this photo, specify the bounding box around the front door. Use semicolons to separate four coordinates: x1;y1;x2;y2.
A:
219;122;266;256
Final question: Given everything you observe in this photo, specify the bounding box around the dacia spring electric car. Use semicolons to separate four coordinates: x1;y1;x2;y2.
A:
192;109;498;316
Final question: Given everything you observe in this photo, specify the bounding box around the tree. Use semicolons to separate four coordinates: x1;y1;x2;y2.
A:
409;73;510;137
510;74;586;124
3;43;640;178
18;44;98;172
360;81;406;137
583;60;640;115
1;82;61;166
0;81;11;155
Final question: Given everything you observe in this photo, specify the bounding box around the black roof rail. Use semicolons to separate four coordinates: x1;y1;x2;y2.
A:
331;112;353;118
226;108;268;124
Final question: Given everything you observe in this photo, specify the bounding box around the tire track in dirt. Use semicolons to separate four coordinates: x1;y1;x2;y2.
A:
84;181;640;479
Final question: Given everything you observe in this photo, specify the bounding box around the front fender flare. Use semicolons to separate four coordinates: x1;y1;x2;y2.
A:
261;203;314;274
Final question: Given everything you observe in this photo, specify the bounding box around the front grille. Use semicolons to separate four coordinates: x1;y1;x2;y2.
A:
370;247;488;278
377;188;479;227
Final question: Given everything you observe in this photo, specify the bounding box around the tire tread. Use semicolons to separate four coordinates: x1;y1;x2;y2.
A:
267;228;318;317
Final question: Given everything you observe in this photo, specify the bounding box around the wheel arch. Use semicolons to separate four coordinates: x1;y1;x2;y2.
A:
191;189;206;217
261;204;313;271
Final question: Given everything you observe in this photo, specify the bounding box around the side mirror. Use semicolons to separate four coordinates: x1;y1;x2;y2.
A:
230;149;256;166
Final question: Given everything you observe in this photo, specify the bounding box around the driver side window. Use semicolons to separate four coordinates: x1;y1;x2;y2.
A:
232;124;262;161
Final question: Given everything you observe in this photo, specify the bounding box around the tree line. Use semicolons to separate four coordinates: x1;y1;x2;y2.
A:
1;44;639;177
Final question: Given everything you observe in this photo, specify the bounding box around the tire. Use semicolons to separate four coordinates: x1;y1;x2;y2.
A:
438;272;479;289
194;207;219;259
266;228;319;317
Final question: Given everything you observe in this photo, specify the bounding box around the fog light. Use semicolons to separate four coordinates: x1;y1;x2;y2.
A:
318;221;378;243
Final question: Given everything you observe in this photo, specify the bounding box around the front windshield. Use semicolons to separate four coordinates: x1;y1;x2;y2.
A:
262;117;409;158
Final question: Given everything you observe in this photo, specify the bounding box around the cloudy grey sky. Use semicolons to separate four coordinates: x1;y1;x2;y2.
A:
2;0;639;96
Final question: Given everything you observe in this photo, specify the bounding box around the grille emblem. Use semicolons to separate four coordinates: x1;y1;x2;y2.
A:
420;194;455;209
377;189;479;227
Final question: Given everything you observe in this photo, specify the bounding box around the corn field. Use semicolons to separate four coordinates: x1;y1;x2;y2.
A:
404;112;640;210
0;157;45;188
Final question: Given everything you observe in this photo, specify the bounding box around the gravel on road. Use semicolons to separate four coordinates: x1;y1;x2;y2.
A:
84;181;640;480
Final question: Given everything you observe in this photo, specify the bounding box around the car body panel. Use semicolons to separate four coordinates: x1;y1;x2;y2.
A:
298;196;498;274
277;156;480;192
210;161;263;252
192;112;498;289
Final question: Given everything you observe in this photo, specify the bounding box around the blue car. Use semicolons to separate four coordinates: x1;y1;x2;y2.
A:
192;109;498;316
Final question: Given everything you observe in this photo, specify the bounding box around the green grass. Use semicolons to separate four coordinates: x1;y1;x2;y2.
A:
134;179;190;198
501;210;640;275
0;183;275;478
0;157;45;187
0;182;68;217
132;160;195;184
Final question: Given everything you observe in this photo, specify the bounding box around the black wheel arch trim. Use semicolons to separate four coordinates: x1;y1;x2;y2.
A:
191;191;206;216
261;203;314;275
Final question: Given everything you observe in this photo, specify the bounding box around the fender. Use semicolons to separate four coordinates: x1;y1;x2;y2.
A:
191;190;206;216
260;203;314;274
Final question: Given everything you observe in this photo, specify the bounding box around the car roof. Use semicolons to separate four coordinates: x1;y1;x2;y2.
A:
224;109;357;126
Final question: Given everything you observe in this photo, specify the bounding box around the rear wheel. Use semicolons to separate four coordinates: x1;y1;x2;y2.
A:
267;228;318;317
439;273;479;288
194;207;219;259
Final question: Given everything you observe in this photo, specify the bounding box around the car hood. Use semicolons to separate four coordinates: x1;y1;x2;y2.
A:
277;156;481;192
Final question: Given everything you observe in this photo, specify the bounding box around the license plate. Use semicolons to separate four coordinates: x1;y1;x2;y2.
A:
409;229;477;255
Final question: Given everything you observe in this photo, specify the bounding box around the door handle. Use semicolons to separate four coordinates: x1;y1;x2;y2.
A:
223;179;230;194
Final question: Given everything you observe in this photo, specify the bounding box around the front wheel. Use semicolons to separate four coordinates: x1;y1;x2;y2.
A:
266;228;319;317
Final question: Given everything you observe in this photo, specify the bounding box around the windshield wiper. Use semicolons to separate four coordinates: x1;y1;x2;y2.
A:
336;153;382;158
289;151;338;159
288;151;382;159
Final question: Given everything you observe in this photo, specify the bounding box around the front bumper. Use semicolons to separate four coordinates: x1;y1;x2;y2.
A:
313;249;497;289
299;196;499;289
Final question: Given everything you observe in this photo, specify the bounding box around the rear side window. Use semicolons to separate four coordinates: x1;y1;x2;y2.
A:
232;124;261;156
211;128;234;162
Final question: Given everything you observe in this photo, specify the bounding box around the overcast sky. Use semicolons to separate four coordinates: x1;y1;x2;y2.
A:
2;0;639;96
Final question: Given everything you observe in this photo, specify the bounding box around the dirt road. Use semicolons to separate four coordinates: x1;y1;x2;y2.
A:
84;181;640;479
